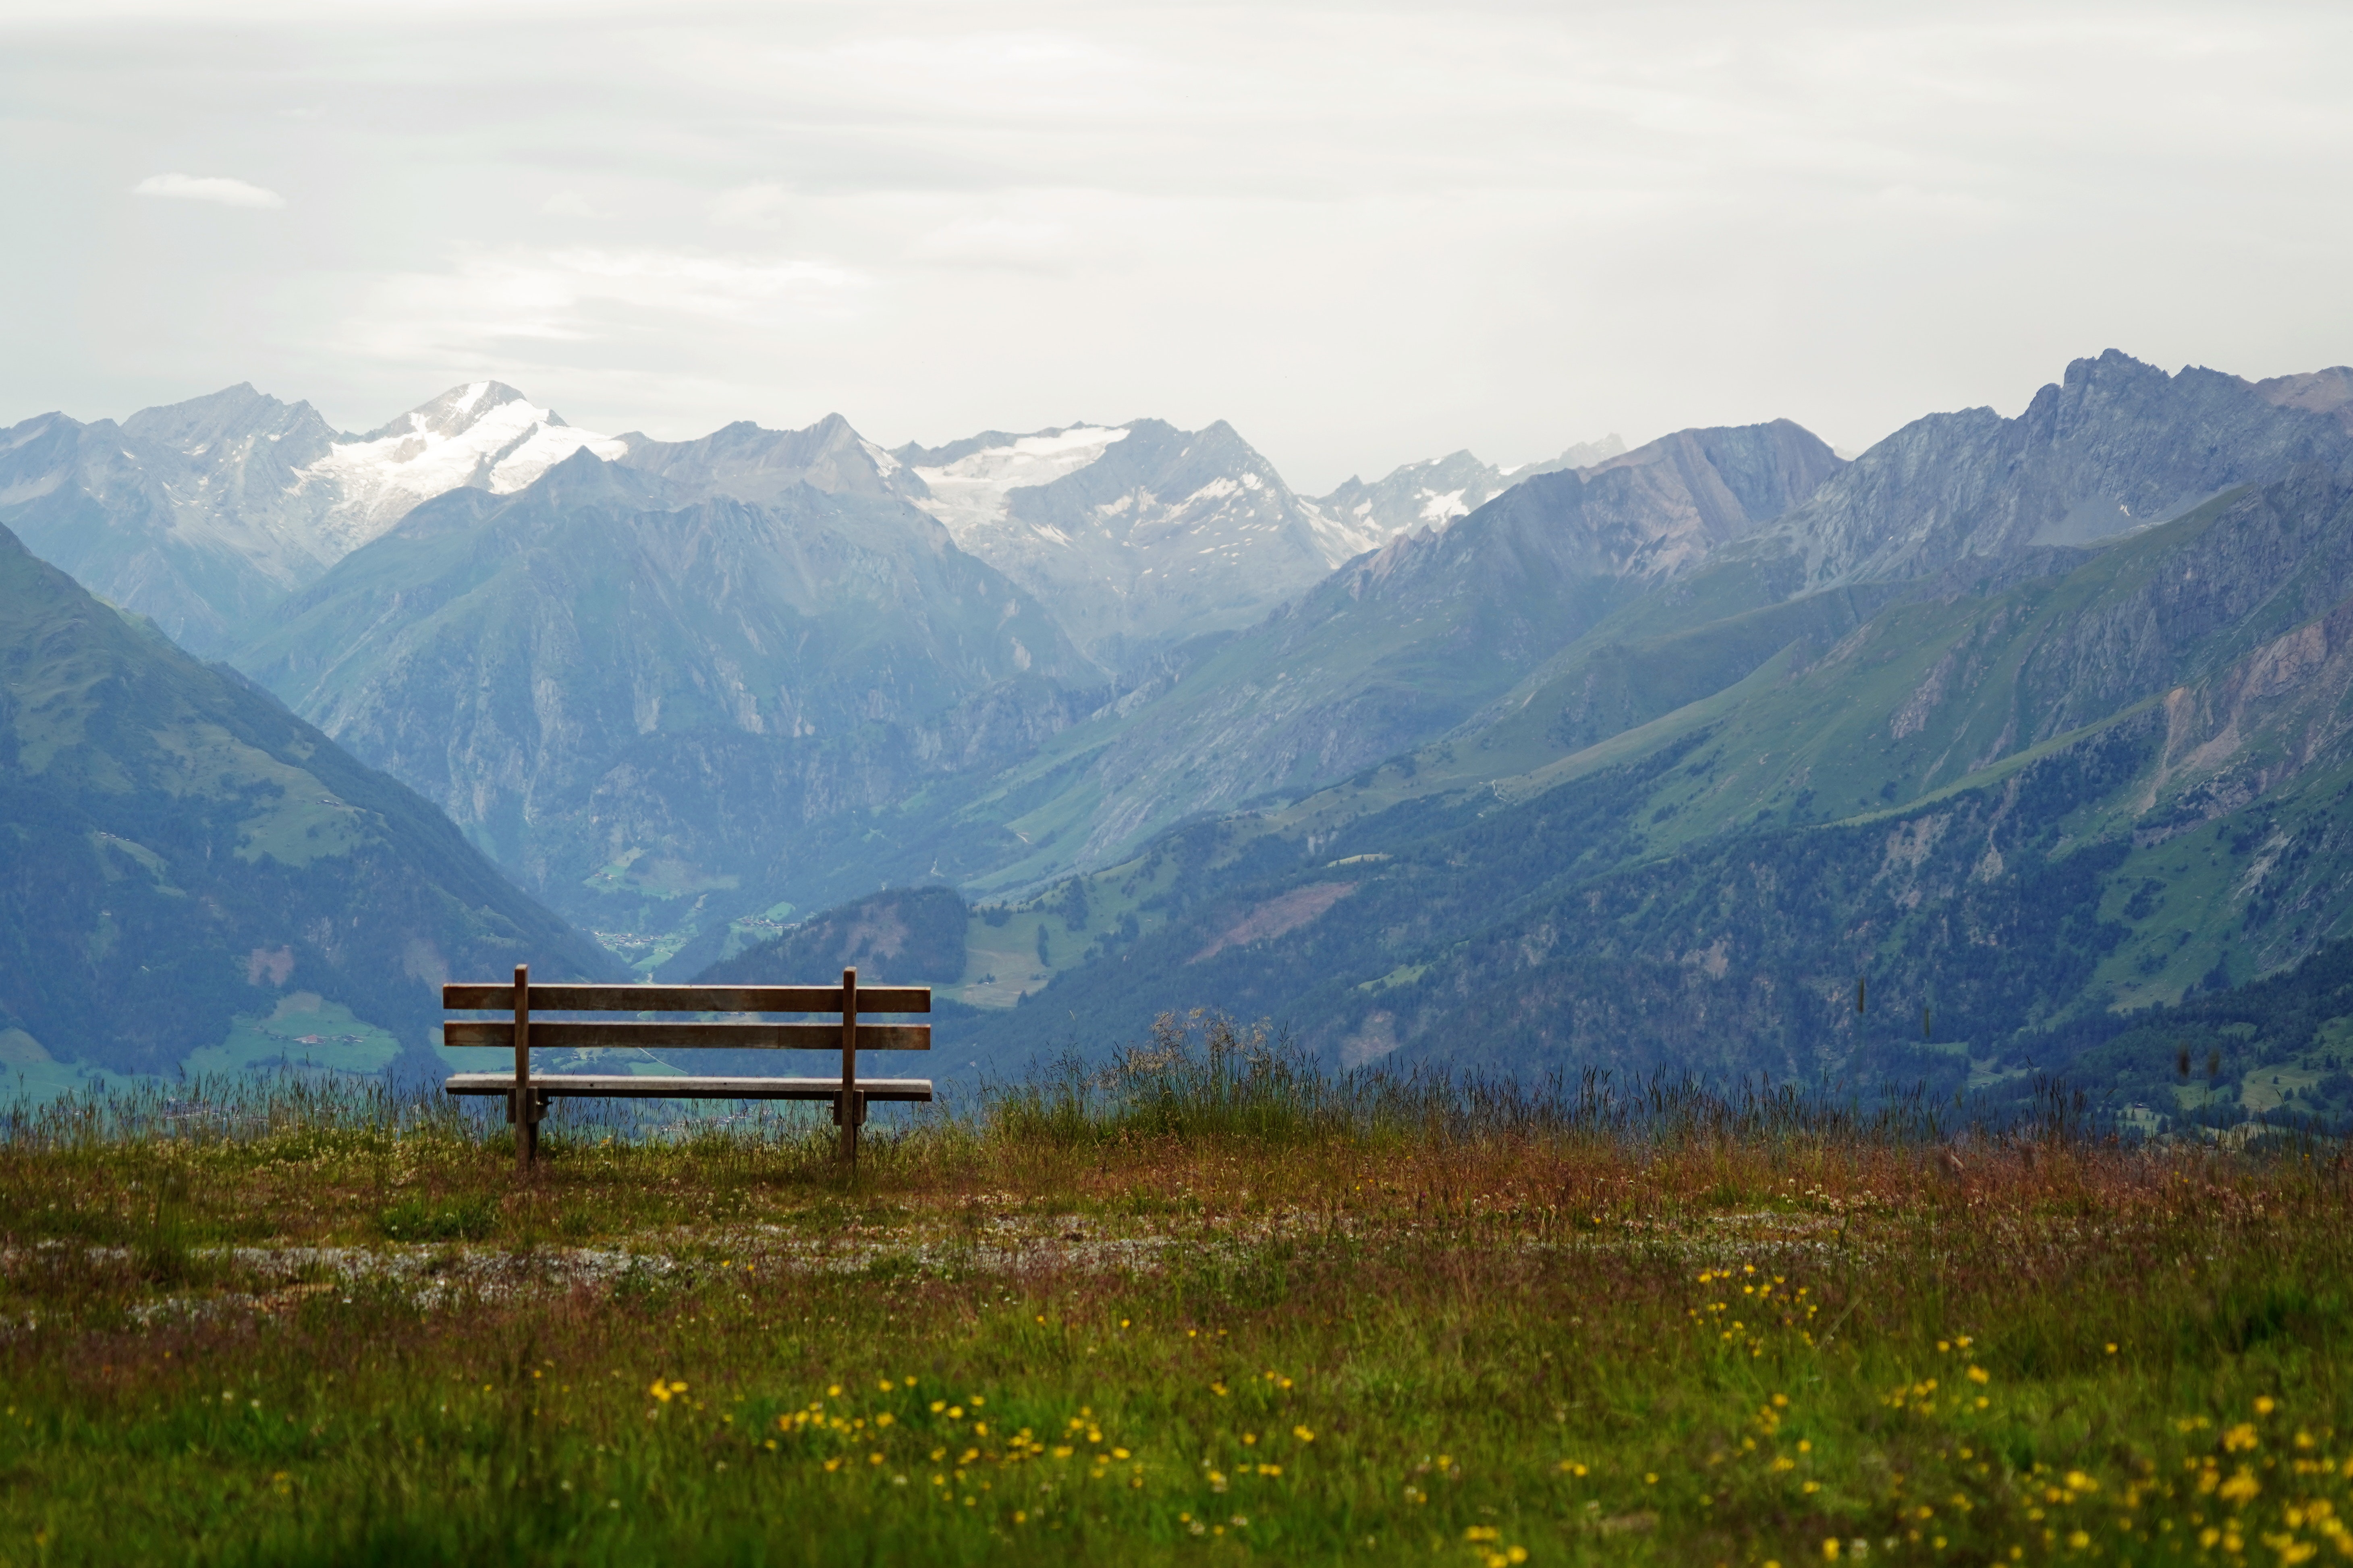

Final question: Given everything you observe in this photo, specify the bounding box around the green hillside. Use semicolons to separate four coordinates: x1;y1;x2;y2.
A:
0;521;612;1088
694;886;968;987
2008;929;2353;1138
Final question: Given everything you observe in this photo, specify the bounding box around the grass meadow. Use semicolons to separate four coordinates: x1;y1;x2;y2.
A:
1;1016;2349;1566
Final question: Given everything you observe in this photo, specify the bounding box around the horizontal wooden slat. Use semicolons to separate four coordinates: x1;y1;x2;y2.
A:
441;983;930;1014
444;1073;933;1103
442;1021;929;1051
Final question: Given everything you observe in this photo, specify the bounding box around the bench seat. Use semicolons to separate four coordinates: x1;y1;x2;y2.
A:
445;1073;934;1103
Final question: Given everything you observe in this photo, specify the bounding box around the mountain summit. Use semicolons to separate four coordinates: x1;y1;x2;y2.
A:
1311;434;1627;542
893;419;1368;669
612;412;922;506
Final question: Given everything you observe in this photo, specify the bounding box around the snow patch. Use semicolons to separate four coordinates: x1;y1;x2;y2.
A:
1416;488;1468;523
909;425;1130;543
301;390;623;555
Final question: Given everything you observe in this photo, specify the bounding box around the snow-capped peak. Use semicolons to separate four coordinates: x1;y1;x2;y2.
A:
889;417;1360;667
304;384;624;554
375;380;540;440
1307;435;1629;561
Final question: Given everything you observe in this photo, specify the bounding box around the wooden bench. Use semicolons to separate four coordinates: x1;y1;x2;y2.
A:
441;965;930;1168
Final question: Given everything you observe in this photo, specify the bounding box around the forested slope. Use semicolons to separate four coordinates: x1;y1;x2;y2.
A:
0;522;612;1078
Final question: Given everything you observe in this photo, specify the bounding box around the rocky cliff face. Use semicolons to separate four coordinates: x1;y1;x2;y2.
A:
2252;367;2353;433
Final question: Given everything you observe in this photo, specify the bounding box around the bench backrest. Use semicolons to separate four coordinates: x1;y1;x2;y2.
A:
440;975;931;1054
443;965;929;1168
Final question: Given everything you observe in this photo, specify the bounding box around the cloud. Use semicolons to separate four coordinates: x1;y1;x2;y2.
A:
907;216;1074;271
711;183;792;232
539;190;605;218
131;172;285;209
337;245;871;367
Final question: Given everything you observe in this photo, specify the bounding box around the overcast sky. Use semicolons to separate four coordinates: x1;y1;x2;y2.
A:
3;0;2349;491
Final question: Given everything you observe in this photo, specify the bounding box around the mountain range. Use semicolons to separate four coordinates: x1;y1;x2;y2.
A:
8;350;2353;1137
8;378;1627;975
0;382;620;655
232;446;1095;969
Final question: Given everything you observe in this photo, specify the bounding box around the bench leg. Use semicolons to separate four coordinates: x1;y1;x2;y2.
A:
509;1088;545;1166
833;1089;865;1167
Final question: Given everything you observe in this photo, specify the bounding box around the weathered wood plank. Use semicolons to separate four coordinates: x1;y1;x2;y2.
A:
441;1021;930;1051
443;1073;934;1103
441;983;930;1014
840;967;859;1166
514;962;533;1169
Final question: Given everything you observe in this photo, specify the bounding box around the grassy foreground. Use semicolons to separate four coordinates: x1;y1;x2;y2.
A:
1;1039;2350;1565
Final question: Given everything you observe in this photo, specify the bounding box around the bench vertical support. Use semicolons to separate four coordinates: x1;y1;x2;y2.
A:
838;965;859;1168
514;962;535;1170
